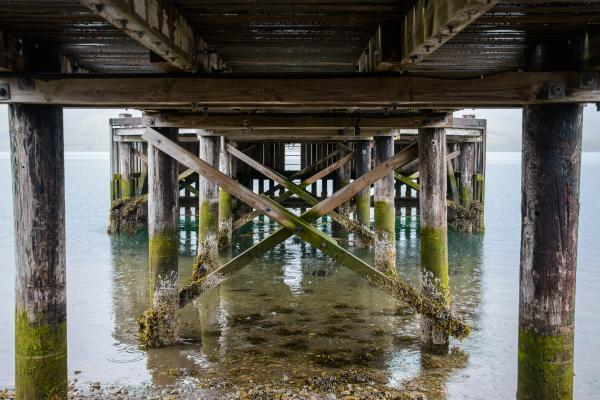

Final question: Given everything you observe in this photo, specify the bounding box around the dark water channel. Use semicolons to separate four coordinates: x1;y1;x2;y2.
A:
0;153;599;399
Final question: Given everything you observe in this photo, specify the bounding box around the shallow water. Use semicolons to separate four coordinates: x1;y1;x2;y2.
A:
0;152;599;399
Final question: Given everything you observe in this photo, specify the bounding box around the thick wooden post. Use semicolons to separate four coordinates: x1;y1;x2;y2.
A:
517;104;582;400
195;135;220;278
10;104;67;399
118;141;134;198
218;137;233;248
374;136;396;274
333;144;352;230
419;128;449;351
146;127;180;346
355;139;372;248
458;142;475;209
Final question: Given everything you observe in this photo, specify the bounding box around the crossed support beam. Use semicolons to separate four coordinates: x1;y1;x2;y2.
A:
233;147;348;231
137;128;469;348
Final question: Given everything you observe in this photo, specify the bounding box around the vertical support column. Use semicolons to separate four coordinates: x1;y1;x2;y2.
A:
194;135;220;279
118;141;134;198
354;139;372;248
218;137;233;248
10;104;67;399
517;104;582;400
458;142;475;209
147;127;179;346
419;128;449;351
373;135;396;275
333;143;352;230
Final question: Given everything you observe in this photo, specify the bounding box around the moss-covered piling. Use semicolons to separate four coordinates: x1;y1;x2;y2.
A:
218;137;233;248
374;136;396;275
144;127;180;348
419;128;450;352
107;195;148;235
517;101;582;399
10;103;68;399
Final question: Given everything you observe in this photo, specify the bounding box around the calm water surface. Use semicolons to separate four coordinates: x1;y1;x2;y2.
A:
0;152;599;399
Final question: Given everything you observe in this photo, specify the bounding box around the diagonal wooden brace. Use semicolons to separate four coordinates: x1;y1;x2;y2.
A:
142;129;469;339
261;147;345;198
226;144;373;242
233;150;355;230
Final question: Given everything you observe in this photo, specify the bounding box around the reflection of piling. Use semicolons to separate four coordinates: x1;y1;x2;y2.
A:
419;128;449;352
354;139;372;248
374;136;396;275
10;104;68;399
517;102;582;400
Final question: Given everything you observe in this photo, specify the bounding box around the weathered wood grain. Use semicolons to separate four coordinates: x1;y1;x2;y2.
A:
518;103;582;400
10;104;67;399
419;127;449;351
1;72;598;108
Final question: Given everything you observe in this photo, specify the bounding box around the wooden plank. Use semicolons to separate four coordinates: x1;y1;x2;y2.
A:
78;0;225;72
1;72;598;108
401;0;500;70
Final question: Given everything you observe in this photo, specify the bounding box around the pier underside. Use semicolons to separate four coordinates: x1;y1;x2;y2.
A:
1;0;598;398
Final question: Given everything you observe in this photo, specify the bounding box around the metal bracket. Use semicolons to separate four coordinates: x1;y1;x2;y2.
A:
547;82;565;99
17;77;34;90
0;83;10;100
579;73;598;90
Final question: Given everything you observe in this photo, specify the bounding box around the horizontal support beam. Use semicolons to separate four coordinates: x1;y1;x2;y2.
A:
1;72;598;108
148;113;450;129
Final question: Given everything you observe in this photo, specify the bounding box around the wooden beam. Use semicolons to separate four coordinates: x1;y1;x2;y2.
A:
1;72;598;107
401;0;500;70
151;113;450;129
78;0;225;72
144;130;468;337
233;150;354;230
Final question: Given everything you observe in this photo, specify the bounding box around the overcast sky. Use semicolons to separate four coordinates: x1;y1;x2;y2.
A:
0;105;598;152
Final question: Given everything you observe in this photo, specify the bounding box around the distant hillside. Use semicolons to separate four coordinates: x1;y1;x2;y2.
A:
0;105;598;152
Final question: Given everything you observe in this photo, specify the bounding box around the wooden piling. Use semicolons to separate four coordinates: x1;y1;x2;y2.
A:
419;128;449;351
517;103;582;400
10;104;67;399
218;137;233;248
354;139;372;248
118;141;135;198
333;143;352;230
144;127;180;347
458;142;475;209
374;136;396;275
195;135;220;278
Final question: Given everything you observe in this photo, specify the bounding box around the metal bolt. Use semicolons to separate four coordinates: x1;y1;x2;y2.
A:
547;82;565;99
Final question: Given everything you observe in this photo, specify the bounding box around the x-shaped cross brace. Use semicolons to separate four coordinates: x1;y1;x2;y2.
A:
142;128;469;339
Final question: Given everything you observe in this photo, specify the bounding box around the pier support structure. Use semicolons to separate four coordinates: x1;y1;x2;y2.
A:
373;136;396;275
333;143;352;231
458;142;475;209
419;128;450;351
194;135;220;278
354;139;372;248
517;103;582;400
218;137;233;248
146;127;180;346
10;104;67;399
118;141;134;198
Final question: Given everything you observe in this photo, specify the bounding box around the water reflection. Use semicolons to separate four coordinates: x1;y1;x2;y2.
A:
106;211;484;398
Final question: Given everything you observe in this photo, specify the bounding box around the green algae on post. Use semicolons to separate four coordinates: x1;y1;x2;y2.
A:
107;195;148;235
374;200;396;275
218;188;233;248
15;311;67;400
